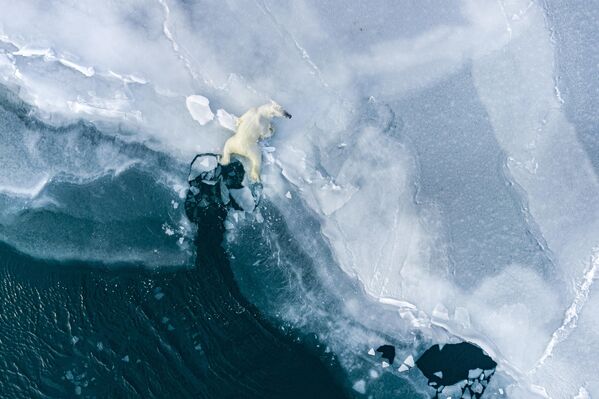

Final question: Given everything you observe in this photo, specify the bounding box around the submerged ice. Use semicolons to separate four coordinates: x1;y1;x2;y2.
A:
0;0;598;397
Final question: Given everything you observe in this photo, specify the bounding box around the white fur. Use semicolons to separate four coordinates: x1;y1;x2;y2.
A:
220;101;290;181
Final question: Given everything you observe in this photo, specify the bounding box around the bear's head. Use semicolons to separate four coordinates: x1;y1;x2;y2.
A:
266;100;292;119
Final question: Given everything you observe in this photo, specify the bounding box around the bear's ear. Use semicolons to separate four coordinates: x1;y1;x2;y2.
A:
269;99;278;107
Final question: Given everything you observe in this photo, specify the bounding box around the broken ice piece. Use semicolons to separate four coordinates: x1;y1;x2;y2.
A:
434;371;443;379
398;364;409;372
352;380;366;394
368;348;376;356
186;95;214;125
468;368;482;379
404;355;415;367
285;191;292;199
382;361;389;368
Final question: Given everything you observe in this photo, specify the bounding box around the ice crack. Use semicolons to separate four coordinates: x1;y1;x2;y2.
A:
255;0;329;89
531;248;599;373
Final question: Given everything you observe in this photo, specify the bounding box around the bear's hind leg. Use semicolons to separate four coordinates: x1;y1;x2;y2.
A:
220;139;232;165
247;145;262;182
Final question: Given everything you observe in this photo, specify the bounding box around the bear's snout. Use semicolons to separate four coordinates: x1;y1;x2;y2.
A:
283;110;292;119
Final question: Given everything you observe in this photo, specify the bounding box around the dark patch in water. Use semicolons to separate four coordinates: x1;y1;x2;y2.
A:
416;342;496;398
0;158;348;398
376;345;396;365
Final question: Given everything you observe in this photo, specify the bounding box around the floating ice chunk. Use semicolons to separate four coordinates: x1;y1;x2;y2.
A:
441;384;462;398
97;342;103;351
368;348;376;356
122;355;129;362
229;187;255;212
352;380;366;394
186;95;214;125
398;364;409;372
155;292;165;300
369;369;379;378
75;386;82;395
432;303;449;320
216;108;237;131
468;368;482;379
65;370;74;380
434;371;443;379
71;336;79;345
285;191;292;199
404;355;415;367
382;361;389;368
224;220;234;230
498;388;504;395
162;223;175;236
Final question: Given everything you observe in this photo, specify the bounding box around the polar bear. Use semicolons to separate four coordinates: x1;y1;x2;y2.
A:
220;101;291;181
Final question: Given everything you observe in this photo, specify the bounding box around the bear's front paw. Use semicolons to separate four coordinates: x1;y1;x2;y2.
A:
250;170;261;182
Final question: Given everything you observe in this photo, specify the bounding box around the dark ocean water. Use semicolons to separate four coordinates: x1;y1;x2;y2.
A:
0;239;349;398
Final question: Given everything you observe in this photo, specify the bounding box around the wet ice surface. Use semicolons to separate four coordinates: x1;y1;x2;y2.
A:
0;0;598;397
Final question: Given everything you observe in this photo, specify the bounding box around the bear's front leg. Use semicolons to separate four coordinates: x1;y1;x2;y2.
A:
246;144;262;182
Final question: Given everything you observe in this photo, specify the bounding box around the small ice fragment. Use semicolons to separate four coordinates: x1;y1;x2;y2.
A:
75;386;82;395
186;95;214;125
404;355;415;367
263;146;276;153
224;220;234;230
285;191;292;199
216;108;237;131
434;371;443;379
122;355;130;362
66;370;74;380
368;348;376;356
382;361;389;368
337;143;347;148
167;324;175;331
499;388;504;395
468;368;482;379
155;292;165;300
369;369;379;378
178;237;184;245
161;317;169;324
97;342;104;351
71;336;79;344
483;369;494;377
195;344;202;350
352;380;366;394
398;364;409;372
471;382;483;394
